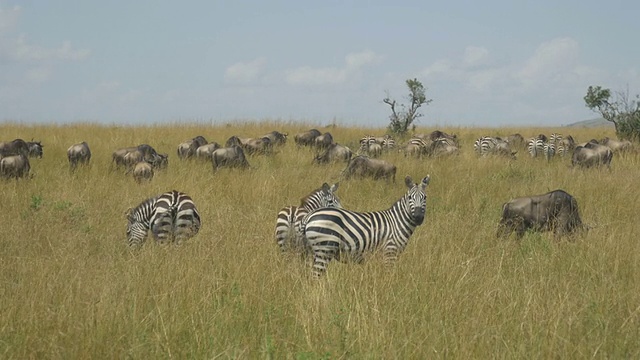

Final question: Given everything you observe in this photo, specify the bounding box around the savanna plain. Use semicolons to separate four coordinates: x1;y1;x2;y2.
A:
1;122;639;359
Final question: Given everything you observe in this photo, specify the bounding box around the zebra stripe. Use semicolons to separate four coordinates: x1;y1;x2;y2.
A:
274;183;342;254
527;138;544;158
474;136;498;156
126;190;201;247
302;176;430;278
550;133;563;144
543;142;556;160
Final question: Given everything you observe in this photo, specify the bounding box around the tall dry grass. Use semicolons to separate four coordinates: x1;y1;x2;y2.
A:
1;122;639;358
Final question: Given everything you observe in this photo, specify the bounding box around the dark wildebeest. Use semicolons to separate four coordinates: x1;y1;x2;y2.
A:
506;133;525;150
600;137;633;154
426;138;461;158
177;136;208;160
342;155;396;182
112;144;160;169
294;129;322;147
313;143;352;164
0;139;30;158
243;137;273;155
225;135;245;148
67;142;92;170
314;132;334;150
211;145;250;170
497;190;584;239
132;161;154;184
261;131;288;146
429;130;458;145
571;142;613;168
26;141;43;158
0;154;31;179
195;142;222;160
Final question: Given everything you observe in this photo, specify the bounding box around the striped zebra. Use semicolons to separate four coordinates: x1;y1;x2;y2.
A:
543;142;556;160
302;175;430;278
382;135;396;151
274;183;342;255
527;138;544;158
126;190;201;247
474;136;498;156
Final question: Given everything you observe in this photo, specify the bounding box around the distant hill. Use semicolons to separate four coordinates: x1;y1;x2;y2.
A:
564;117;614;128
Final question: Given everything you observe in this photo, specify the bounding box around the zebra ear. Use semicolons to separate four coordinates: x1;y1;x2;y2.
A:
421;175;430;189
321;183;330;192
404;176;414;188
330;182;339;192
124;208;133;219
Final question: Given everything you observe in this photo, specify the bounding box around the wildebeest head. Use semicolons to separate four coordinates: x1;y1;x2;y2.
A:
403;175;430;225
27;141;43;158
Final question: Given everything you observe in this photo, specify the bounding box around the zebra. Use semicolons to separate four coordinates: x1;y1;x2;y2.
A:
474;136;498;156
302;175;430;278
527;138;544;158
381;135;396;151
126;190;201;247
274;183;342;255
543;142;556;161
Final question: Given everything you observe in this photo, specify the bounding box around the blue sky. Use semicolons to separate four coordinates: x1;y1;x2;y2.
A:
1;1;638;127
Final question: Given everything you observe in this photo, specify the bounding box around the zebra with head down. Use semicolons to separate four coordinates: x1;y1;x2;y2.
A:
126;190;201;248
274;182;342;256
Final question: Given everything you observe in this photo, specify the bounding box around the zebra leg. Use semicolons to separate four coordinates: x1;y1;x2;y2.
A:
312;248;336;278
151;213;173;245
383;245;399;265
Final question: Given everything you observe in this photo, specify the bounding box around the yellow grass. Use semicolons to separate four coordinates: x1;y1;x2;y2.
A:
1;122;639;358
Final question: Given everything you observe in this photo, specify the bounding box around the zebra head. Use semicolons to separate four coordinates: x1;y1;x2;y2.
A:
301;182;342;211
124;206;150;247
404;175;430;225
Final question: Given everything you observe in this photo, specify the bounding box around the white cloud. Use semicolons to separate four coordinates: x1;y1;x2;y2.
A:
0;5;20;33
346;49;381;68
285;66;347;85
26;66;51;83
224;57;267;84
285;50;381;86
517;37;579;86
462;46;489;68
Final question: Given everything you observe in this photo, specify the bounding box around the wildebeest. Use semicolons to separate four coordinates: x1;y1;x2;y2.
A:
294;129;322;147
497;190;584;239
132;161;154;183
26;141;43;158
243;137;273;155
195;142;222;160
600;137;633;153
0;139;30;158
429;130;458;145
211;145;250;170
342;155;396;182
426;137;461;158
0;154;31;179
571;142;613;168
313;143;352;164
314;132;334;150
67;142;92;170
112;144;161;169
177;136;208;159
506;133;525;150
261;131;288;146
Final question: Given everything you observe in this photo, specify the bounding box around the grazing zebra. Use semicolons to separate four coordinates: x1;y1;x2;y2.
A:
302;175;430;278
382;135;396;151
543;142;556;160
126;190;201;247
474;136;498;156
527;138;544;158
274;183;342;255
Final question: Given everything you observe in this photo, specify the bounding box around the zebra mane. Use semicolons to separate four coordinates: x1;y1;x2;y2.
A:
126;196;157;220
299;183;331;207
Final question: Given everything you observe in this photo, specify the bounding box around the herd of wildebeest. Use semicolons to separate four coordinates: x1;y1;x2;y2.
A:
1;128;636;253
